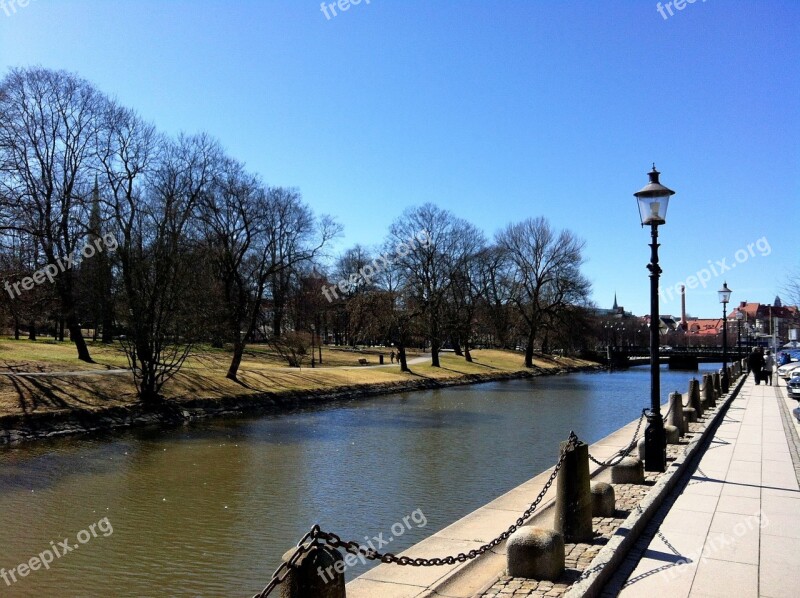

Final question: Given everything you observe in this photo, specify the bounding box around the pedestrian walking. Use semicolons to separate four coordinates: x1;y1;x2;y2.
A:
390;350;395;364
763;350;775;386
748;347;765;385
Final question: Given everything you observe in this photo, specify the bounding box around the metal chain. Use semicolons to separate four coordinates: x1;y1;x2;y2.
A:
252;526;321;598
587;409;647;467
316;431;581;567
254;430;581;596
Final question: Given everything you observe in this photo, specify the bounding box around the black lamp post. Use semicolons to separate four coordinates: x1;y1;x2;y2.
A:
634;164;675;473
719;282;732;390
735;310;744;359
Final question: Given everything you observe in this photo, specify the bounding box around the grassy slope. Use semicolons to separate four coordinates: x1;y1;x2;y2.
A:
0;338;595;418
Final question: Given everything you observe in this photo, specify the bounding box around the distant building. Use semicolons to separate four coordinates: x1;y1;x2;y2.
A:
592;293;634;318
730;298;799;346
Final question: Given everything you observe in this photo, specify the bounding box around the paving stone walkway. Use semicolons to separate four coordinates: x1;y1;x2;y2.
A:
603;373;800;598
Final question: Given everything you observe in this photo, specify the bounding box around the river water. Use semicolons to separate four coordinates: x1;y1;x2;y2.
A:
0;363;723;597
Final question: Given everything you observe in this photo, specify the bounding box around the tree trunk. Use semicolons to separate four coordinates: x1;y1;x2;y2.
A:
28;321;36;341
227;338;244;381
464;339;473;362
524;333;535;368
398;345;409;372
430;319;441;367
66;317;93;362
453;337;463;356
431;343;440;367
101;304;114;344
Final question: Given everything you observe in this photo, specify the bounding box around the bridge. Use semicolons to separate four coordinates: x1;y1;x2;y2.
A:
601;346;749;369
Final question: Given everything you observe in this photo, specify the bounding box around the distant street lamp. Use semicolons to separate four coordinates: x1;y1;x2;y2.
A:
718;282;732;390
634;164;675;473
735;310;744;359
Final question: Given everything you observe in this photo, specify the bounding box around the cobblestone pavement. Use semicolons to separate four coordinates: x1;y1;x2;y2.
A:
480;405;720;597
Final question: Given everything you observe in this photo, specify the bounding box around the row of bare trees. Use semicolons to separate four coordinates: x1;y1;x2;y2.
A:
0;67;595;403
323;204;594;370
0;67;337;403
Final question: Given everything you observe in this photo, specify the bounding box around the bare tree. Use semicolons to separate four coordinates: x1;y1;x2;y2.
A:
785;269;800;309
199;174;339;381
443;225;486;361
389;203;475;367
496;217;592;367
475;244;515;349
266;187;340;340
0;67;107;361
115;134;218;403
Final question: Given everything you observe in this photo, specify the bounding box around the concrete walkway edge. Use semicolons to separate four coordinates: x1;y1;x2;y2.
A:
564;372;747;598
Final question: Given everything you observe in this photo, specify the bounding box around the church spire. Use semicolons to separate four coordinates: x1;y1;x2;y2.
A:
612;293;618;311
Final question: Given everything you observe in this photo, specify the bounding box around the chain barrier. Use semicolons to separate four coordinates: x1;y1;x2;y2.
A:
587;408;647;467
253;526;320;598
253;431;583;596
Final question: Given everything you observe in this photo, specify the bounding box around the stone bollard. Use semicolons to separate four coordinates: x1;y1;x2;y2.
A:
507;527;565;580
713;372;722;398
687;378;704;420
637;437;646;461
682;406;697;423
667;391;685;436
665;424;680;444
610;456;645;484
590;482;615;517
702;373;716;409
721;368;730;393
689;379;703;419
554;439;593;543
279;544;346;598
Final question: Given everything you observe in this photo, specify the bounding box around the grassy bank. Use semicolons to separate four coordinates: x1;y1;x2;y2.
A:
0;339;599;441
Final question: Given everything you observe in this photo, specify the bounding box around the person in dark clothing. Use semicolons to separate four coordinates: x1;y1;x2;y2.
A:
748;347;765;385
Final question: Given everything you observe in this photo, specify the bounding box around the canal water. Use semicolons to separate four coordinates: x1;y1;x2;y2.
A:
0;363;723;597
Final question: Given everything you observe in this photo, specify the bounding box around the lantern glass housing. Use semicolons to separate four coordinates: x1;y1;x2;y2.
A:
634;165;675;226
718;282;732;304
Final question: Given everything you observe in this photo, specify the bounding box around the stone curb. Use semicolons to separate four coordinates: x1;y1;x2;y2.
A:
562;372;746;598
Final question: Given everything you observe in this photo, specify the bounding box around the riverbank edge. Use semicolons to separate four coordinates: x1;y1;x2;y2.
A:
0;362;604;446
563;370;747;598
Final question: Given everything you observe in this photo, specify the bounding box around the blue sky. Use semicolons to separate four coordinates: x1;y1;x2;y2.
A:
1;0;797;318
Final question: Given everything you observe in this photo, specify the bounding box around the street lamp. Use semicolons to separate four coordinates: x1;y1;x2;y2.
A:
718;282;732;391
634;164;675;473
735;310;744;359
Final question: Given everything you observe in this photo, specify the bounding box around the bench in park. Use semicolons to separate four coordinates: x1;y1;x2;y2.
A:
358;358;368;366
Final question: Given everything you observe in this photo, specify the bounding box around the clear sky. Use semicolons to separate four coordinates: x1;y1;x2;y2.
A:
1;0;797;318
